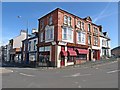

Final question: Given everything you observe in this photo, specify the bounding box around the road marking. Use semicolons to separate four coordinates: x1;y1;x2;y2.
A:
78;85;82;88
19;73;35;77
75;82;79;84
0;68;13;73
64;73;91;77
10;68;38;70
72;73;80;77
107;70;120;74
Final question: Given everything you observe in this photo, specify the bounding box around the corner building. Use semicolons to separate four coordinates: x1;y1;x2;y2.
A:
37;8;101;68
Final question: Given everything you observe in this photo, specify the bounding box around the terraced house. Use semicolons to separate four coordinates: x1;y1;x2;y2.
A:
37;8;105;68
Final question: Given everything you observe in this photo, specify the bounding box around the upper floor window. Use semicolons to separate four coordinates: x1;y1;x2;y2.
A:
77;31;86;44
94;27;98;35
94;36;98;46
77;21;81;28
49;15;52;25
64;15;68;24
68;16;71;26
62;27;73;42
88;35;91;45
40;32;43;42
41;19;44;30
81;22;84;30
88;24;91;32
102;40;106;46
29;41;31;51
45;26;54;41
34;40;36;50
64;15;72;26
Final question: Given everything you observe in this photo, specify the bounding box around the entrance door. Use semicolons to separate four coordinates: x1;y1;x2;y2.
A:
89;50;91;61
61;56;65;66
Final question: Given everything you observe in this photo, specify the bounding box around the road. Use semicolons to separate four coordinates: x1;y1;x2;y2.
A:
2;60;119;88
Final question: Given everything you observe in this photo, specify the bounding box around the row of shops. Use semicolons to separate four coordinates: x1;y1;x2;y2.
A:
37;41;100;68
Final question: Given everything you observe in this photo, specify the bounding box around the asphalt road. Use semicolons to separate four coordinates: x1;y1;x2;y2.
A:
2;60;119;88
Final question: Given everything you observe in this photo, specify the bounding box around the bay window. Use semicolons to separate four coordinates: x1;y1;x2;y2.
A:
62;27;73;42
77;31;86;44
94;36;98;46
45;26;54;42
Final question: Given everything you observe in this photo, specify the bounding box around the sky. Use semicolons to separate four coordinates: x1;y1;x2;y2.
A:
2;2;118;49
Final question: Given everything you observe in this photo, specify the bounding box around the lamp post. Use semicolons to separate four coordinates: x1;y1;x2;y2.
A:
17;16;28;39
17;16;29;65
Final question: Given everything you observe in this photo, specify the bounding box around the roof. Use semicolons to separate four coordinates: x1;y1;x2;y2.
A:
38;8;101;27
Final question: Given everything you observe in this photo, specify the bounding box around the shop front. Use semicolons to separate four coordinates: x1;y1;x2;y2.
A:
59;43;89;67
75;49;89;64
93;49;100;60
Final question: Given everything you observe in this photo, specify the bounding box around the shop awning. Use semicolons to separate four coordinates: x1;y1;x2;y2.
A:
76;49;89;54
61;50;67;56
67;50;77;56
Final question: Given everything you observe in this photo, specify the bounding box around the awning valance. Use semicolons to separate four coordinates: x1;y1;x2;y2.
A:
61;50;67;56
67;50;77;56
76;49;89;54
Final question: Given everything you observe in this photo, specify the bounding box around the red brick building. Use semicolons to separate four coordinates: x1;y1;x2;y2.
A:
37;8;101;68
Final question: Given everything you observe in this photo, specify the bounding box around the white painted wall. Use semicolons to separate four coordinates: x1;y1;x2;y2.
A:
56;45;61;68
100;36;111;57
13;31;27;49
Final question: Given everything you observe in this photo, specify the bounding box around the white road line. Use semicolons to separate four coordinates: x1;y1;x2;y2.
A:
107;70;120;74
19;73;35;77
64;73;91;77
78;85;82;88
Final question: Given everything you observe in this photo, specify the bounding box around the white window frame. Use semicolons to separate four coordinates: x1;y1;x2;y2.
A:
77;31;86;45
68;16;71;26
40;32;43;42
49;15;52;25
64;15;68;24
77;21;81;28
88;24;91;32
62;27;73;43
81;22;84;30
45;25;54;42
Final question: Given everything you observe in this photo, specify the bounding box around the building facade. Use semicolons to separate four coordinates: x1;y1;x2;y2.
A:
37;8;102;68
22;29;38;65
100;32;111;59
111;46;120;58
9;30;27;63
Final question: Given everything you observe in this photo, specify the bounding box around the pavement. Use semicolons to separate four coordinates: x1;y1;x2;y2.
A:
1;58;119;88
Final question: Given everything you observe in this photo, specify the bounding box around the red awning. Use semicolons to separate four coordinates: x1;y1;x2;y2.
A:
76;49;89;54
61;50;67;56
67;50;77;56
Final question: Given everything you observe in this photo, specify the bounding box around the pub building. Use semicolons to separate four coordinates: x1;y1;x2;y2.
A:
37;8;101;68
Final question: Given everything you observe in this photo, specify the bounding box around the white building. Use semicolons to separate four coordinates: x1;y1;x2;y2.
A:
9;30;27;62
100;32;111;59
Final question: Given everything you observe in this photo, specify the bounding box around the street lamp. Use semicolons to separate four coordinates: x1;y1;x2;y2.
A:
17;16;28;39
17;16;29;65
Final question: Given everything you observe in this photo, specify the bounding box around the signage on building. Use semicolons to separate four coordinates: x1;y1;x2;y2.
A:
58;41;67;46
52;41;56;45
67;43;88;48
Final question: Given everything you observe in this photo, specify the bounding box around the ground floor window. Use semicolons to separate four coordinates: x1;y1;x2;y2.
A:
67;56;74;62
76;54;87;60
